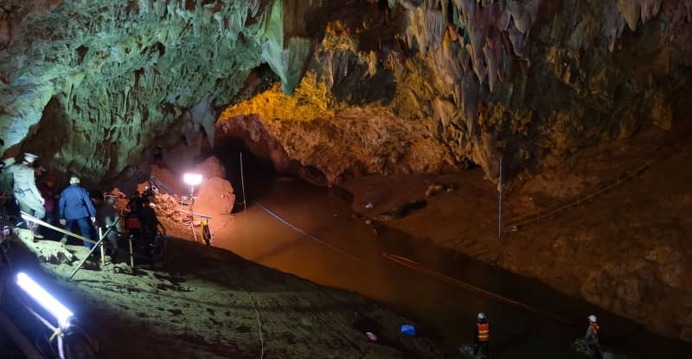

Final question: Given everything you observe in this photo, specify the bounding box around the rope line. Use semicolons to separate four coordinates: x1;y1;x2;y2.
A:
255;202;373;266
381;253;573;325
504;126;692;231
243;289;264;359
255;201;570;324
504;160;652;231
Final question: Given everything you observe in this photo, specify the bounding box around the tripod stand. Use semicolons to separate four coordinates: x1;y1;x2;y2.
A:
187;185;199;243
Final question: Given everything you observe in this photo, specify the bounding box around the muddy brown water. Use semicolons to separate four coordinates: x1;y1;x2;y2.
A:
212;177;692;358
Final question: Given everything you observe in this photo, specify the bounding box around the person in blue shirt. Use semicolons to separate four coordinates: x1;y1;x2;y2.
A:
58;174;97;249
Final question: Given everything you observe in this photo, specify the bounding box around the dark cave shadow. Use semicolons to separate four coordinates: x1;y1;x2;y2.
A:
23;96;72;179
213;138;277;213
329;66;397;106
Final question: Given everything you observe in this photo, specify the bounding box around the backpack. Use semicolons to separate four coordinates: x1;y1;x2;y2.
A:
125;212;143;230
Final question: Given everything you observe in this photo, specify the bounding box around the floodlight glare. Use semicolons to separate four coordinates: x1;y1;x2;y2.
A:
183;173;203;186
16;272;74;329
182;173;203;243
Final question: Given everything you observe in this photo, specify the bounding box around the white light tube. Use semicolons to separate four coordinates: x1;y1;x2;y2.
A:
16;272;74;329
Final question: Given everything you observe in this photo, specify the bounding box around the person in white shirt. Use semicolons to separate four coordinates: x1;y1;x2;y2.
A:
5;153;45;238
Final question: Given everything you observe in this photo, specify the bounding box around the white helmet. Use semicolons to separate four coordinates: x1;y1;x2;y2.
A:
477;312;486;320
588;315;597;323
24;153;38;163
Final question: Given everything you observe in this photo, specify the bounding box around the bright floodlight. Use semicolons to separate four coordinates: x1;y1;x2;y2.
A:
16;272;74;329
183;173;203;186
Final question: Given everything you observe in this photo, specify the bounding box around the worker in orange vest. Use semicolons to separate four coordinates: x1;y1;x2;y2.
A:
473;312;490;358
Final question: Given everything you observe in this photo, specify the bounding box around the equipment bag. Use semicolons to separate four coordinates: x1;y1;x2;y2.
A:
125;213;142;230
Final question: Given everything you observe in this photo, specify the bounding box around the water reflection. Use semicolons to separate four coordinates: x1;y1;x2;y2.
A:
214;178;691;358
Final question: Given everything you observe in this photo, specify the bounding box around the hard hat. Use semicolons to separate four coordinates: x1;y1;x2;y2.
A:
477;312;486;320
588;315;597;322
24;153;38;163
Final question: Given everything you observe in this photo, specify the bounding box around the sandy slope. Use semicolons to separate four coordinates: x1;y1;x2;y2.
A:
2;227;453;358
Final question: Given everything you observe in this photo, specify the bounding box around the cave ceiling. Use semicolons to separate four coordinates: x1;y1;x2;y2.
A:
0;0;691;188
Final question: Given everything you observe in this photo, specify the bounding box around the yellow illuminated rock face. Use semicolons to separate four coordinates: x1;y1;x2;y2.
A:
221;73;335;123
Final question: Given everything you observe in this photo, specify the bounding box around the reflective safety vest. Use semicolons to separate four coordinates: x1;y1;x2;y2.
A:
477;322;490;342
590;322;599;337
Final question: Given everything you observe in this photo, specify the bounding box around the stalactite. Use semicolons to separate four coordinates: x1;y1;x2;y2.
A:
640;0;663;22
424;8;446;53
617;0;641;31
461;71;479;122
506;21;526;57
483;39;502;92
602;2;627;52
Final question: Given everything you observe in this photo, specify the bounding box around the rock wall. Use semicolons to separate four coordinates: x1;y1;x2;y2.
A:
223;0;692;185
1;0;271;186
2;0;691;186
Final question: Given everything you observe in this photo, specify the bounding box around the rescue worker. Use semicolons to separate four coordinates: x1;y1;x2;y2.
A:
0;138;14;224
139;196;163;247
96;193;119;256
39;174;60;240
473;312;490;358
0;138;7;170
58;174;97;249
585;314;603;358
5;153;45;238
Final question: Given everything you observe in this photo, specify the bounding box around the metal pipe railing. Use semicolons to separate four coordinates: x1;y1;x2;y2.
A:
19;212;97;246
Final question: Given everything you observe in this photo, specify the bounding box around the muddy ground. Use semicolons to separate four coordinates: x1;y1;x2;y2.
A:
341;125;692;343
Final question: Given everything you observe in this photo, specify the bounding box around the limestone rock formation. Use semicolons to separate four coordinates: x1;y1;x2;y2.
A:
221;0;692;185
1;0;270;186
2;0;690;187
2;0;692;343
